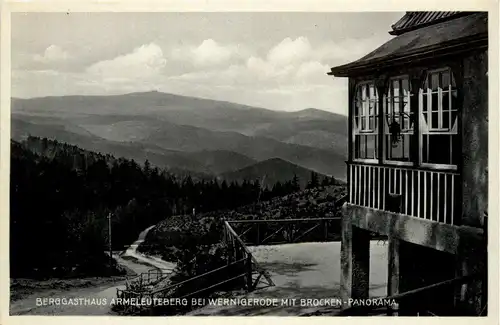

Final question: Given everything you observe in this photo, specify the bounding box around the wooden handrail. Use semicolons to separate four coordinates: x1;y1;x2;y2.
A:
227;217;341;224
225;221;275;286
224;221;252;255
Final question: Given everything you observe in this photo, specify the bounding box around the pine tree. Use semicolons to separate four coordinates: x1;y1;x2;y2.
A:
291;174;300;192
307;171;319;189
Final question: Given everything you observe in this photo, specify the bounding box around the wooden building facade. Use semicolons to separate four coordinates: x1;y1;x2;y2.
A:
329;12;488;316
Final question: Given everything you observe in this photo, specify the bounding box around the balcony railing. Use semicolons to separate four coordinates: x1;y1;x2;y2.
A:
348;163;460;225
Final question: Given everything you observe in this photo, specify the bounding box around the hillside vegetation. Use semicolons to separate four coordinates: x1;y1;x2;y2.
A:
11;137;341;279
138;184;347;265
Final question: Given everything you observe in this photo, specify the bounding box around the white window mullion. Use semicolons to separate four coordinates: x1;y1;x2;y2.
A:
438;87;443;129
427;85;432;129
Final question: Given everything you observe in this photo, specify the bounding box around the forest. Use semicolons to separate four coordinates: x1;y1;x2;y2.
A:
10;136;339;279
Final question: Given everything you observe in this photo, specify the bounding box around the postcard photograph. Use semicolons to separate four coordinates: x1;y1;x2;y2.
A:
4;8;492;318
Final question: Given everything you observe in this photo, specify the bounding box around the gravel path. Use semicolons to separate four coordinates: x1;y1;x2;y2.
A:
10;224;175;316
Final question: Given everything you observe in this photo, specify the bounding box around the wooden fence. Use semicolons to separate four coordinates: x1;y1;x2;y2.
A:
349;162;460;225
114;221;274;315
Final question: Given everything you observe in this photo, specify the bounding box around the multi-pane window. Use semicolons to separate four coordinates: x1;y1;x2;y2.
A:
384;77;414;162
353;82;378;160
420;68;459;166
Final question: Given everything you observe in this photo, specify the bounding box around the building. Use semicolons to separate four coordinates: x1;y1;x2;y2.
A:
328;12;488;316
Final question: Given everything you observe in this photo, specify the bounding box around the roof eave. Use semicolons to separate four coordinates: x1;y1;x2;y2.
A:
389;12;474;36
328;34;488;78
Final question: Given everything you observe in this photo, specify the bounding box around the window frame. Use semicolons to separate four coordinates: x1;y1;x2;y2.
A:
352;80;379;163
418;67;459;171
382;74;415;167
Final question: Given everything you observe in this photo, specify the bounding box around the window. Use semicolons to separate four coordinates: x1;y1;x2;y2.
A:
419;68;459;166
353;82;378;160
384;77;414;162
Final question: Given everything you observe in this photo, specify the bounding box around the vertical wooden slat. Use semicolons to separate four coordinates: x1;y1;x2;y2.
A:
349;164;353;203
368;165;371;208
378;167;381;209
372;167;376;208
393;168;396;194
451;175;455;225
354;165;358;205
417;171;421;218
430;172;434;221
437;172;441;222
423;171;427;219
363;166;368;206
359;165;363;206
444;173;448;224
382;167;386;210
399;169;402;196
404;170;409;215
358;165;361;205
411;170;415;216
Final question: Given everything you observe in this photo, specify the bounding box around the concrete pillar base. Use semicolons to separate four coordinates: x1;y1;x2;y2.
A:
340;211;371;309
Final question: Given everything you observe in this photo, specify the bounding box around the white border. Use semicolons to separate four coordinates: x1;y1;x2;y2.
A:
1;2;498;325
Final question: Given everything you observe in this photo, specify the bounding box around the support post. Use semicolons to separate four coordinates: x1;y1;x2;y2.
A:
108;213;112;266
246;254;253;291
387;236;400;315
341;208;370;309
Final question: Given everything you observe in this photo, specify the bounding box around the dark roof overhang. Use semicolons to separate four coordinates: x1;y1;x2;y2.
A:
328;12;488;78
389;11;471;36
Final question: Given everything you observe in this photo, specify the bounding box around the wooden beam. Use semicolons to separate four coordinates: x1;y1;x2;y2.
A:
227;217;340;224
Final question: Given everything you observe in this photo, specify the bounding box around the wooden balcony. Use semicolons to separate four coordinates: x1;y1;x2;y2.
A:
348;162;460;225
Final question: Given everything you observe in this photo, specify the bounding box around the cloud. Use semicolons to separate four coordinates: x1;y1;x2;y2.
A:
171;39;246;67
15;35;388;113
267;37;312;66
33;45;71;63
86;42;167;81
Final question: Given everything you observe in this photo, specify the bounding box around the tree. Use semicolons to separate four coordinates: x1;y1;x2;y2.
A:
307;172;319;189
291;174;300;192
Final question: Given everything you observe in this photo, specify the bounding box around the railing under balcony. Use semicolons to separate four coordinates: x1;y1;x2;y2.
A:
348;162;460;225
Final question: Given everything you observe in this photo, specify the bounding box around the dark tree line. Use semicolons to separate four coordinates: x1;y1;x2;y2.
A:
10;137;338;279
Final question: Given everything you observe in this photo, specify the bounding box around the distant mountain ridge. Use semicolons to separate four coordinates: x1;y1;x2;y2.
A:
11;91;348;181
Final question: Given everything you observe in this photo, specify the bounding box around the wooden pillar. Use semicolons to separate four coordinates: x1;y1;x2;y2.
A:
387;235;400;315
387;236;400;296
341;209;370;308
246;254;253;291
375;75;387;164
386;192;402;314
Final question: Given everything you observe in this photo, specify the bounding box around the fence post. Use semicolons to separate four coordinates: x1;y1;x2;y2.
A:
227;233;232;266
387;302;399;316
246;254;253;291
256;224;260;245
324;219;328;241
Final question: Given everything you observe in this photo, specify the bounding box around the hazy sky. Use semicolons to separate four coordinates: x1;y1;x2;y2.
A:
12;12;403;114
